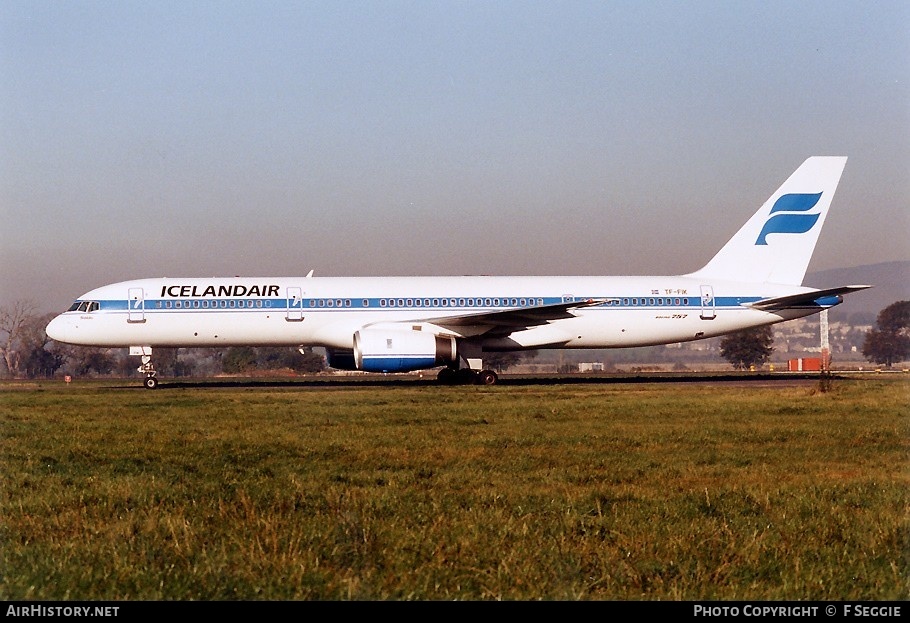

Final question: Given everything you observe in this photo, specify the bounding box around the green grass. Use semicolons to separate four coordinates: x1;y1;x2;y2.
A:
1;377;907;600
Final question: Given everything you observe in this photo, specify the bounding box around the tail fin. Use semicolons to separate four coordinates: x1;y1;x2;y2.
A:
686;156;847;285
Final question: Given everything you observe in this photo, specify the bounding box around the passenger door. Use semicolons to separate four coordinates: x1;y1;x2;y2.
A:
128;287;145;323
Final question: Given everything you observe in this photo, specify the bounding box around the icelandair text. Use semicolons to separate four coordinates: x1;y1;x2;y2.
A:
160;284;280;298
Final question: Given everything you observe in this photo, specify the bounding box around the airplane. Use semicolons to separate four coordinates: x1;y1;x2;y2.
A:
45;156;870;389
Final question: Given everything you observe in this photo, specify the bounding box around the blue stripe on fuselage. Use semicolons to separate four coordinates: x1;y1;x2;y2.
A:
76;295;784;315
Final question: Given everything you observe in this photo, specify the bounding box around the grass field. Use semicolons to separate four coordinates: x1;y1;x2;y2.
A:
1;375;907;600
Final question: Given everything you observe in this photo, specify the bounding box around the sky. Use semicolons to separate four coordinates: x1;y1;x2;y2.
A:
2;1;908;313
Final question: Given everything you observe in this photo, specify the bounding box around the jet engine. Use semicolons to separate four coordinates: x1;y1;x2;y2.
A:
352;328;457;373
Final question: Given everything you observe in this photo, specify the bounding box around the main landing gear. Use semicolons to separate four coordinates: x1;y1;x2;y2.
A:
436;366;499;386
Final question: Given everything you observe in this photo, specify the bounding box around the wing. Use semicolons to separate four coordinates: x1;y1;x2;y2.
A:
745;285;871;311
412;298;609;338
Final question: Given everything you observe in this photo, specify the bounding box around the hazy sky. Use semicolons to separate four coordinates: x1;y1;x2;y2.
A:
2;1;908;313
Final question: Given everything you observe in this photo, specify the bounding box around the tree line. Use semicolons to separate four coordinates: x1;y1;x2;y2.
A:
1;300;908;379
717;300;909;370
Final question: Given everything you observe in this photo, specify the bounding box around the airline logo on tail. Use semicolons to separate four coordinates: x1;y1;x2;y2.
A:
755;192;822;245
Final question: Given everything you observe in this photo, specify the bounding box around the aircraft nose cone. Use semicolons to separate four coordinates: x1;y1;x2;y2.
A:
45;316;67;343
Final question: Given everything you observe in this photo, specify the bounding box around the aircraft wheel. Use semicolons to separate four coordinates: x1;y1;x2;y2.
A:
456;369;478;384
476;370;498;386
437;368;457;385
144;376;159;390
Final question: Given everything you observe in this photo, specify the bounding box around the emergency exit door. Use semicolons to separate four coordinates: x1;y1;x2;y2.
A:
286;287;304;321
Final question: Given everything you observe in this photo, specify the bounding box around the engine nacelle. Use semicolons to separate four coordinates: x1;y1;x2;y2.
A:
353;328;457;373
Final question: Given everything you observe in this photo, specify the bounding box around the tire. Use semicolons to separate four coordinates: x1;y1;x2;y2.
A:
476;370;498;385
456;368;478;384
437;368;457;385
144;376;159;390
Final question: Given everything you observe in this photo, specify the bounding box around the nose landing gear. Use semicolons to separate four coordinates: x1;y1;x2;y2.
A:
136;350;159;389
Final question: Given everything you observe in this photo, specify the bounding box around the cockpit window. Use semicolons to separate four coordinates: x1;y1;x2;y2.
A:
69;301;99;313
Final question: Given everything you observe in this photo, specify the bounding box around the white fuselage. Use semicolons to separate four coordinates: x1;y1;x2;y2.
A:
45;275;822;352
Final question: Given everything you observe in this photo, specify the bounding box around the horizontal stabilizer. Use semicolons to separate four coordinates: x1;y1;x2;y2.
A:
745;285;871;310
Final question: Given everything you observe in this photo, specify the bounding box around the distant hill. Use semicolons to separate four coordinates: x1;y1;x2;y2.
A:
805;261;910;323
